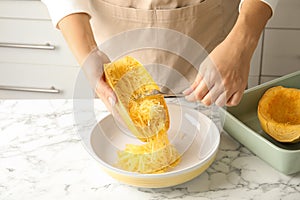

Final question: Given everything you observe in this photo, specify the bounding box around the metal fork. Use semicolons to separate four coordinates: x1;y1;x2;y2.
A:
143;89;186;98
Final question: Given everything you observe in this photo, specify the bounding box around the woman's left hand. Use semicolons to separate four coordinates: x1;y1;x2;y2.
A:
184;0;272;107
184;36;252;107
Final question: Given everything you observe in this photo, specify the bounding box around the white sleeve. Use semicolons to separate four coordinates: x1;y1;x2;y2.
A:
41;0;91;28
239;0;279;15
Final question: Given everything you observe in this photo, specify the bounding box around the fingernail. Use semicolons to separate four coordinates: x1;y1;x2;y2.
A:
183;87;193;95
108;97;116;107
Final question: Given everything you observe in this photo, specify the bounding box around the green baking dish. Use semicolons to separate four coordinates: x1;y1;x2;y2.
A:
221;71;300;175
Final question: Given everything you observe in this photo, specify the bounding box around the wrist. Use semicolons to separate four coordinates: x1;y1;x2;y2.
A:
226;21;259;59
58;13;97;65
226;0;272;58
82;48;110;90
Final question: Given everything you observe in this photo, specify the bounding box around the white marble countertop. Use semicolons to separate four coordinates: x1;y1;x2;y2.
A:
0;99;299;200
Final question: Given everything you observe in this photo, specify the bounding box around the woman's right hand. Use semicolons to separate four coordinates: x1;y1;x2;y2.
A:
95;74;117;113
57;13;117;112
82;49;117;113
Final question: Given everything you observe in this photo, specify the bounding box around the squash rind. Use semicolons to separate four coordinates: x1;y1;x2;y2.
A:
257;86;300;143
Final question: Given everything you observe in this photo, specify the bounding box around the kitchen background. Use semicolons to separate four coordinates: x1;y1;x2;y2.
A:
0;1;300;199
0;0;299;99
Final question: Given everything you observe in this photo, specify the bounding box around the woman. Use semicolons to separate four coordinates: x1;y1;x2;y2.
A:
42;0;277;111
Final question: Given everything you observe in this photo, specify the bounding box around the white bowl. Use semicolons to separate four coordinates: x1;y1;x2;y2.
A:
88;103;220;188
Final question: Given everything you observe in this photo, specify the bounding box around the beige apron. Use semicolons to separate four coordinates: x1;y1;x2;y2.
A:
90;0;239;93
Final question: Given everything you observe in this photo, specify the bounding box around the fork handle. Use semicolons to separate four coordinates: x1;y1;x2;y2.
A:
163;93;185;98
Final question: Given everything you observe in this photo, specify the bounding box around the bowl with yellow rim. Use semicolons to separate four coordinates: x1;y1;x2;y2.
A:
87;102;220;188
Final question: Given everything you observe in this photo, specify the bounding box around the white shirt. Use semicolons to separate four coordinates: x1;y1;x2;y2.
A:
41;0;90;28
41;0;278;28
239;0;278;14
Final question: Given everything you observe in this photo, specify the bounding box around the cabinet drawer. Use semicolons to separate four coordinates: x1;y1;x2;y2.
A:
0;63;80;99
266;0;300;29
0;18;78;66
0;0;50;20
262;29;300;76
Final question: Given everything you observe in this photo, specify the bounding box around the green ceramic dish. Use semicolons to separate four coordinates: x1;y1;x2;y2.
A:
221;71;300;175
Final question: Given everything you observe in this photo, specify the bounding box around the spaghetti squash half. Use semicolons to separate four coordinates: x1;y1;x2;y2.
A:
104;56;180;173
258;86;300;143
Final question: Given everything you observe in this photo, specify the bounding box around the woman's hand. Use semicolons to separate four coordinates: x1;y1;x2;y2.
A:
95;74;117;113
185;0;272;107
185;37;251;107
58;13;117;112
82;49;117;113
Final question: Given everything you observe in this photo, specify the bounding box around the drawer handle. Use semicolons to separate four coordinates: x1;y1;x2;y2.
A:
0;42;55;50
0;85;60;93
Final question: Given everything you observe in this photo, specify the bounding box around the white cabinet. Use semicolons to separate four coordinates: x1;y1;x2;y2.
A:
0;0;79;99
0;18;77;66
0;63;80;99
0;0;49;20
248;0;300;86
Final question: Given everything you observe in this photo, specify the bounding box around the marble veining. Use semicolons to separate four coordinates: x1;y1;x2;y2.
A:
0;99;299;200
